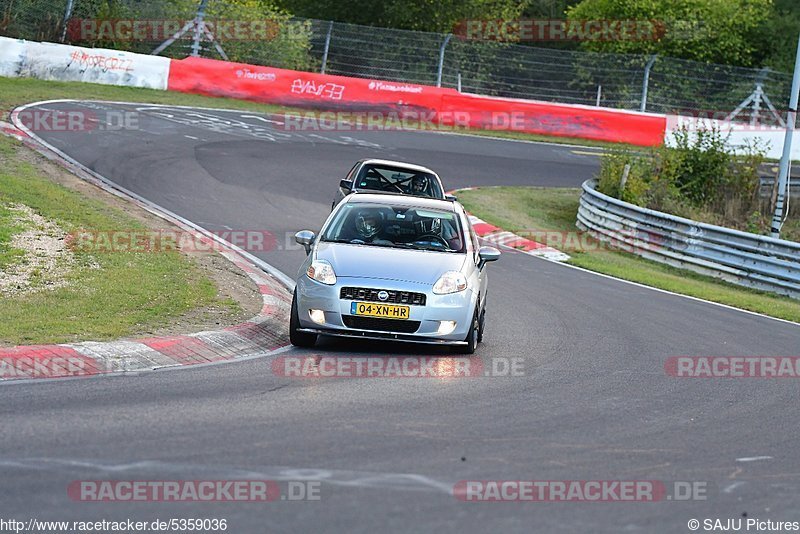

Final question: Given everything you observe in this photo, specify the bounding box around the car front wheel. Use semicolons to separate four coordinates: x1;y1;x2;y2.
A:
456;310;479;354
477;308;485;343
290;291;317;348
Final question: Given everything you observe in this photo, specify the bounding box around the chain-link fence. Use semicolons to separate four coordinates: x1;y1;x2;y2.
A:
0;0;793;121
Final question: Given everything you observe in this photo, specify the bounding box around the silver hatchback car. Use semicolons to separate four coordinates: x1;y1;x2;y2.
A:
290;193;500;353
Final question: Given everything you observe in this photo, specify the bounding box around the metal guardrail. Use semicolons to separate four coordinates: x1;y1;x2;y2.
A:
759;176;800;198
577;179;800;299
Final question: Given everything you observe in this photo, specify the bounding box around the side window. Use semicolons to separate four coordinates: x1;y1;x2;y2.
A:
346;163;360;181
432;176;444;198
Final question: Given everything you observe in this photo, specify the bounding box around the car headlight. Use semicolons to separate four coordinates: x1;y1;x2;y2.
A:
307;260;337;285
432;271;467;294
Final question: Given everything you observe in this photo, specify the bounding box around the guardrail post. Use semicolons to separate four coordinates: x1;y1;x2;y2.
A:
772;33;800;238
320;21;333;74
640;55;657;112
619;164;631;192
436;34;452;88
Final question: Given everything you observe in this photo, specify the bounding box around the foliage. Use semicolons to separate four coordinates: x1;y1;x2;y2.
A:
597;126;768;232
565;0;774;67
275;0;529;33
758;0;800;73
63;0;313;69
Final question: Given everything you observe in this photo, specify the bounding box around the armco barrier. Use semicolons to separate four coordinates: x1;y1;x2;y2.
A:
577;179;800;299
167;56;454;113
439;93;667;146
0;36;170;89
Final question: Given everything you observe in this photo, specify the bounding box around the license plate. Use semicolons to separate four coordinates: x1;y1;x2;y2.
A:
350;301;410;320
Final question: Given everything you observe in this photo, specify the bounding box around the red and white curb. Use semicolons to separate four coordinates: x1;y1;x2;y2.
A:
0;120;29;140
0;246;292;381
0;109;293;382
454;188;570;262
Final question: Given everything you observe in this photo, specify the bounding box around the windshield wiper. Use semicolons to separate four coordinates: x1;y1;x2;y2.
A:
322;239;398;247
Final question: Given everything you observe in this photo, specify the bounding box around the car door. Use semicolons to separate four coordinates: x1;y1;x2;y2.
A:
460;207;488;312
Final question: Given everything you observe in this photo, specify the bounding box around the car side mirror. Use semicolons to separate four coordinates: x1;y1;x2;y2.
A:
340;179;353;191
445;194;457;201
295;230;316;255
478;246;500;268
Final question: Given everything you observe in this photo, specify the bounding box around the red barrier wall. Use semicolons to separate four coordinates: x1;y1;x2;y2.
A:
439;93;667;146
167;56;666;146
168;56;452;113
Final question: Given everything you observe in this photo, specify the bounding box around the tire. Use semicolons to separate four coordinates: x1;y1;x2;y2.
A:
477;308;485;343
290;291;317;348
455;310;478;355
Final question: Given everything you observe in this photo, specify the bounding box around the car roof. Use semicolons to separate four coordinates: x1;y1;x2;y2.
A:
342;192;458;212
357;158;440;177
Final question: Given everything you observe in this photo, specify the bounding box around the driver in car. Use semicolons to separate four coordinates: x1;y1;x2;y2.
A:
410;175;430;197
351;210;394;246
414;217;462;250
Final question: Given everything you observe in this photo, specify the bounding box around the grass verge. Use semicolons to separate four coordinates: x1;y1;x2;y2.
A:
0;202;25;269
0;76;634;150
0;135;222;345
458;186;800;323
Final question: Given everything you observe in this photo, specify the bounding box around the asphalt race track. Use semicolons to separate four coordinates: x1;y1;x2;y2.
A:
2;101;799;533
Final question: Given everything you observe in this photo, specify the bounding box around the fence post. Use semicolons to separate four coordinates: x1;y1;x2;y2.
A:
436;34;452;87
190;0;209;57
640;55;657;112
321;21;333;74
60;0;75;42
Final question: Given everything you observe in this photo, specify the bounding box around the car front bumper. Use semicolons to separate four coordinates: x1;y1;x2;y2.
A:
295;275;477;345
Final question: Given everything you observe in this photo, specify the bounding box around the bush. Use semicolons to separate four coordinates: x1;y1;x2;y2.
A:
667;126;731;207
596;126;768;234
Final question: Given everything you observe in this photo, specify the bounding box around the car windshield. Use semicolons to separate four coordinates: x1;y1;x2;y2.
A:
321;202;465;253
354;164;443;199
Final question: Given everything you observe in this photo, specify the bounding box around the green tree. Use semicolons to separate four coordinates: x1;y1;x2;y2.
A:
759;0;800;72
275;0;529;33
565;0;773;67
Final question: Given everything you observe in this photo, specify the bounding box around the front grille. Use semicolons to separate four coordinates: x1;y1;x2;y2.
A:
342;316;421;334
340;286;426;306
